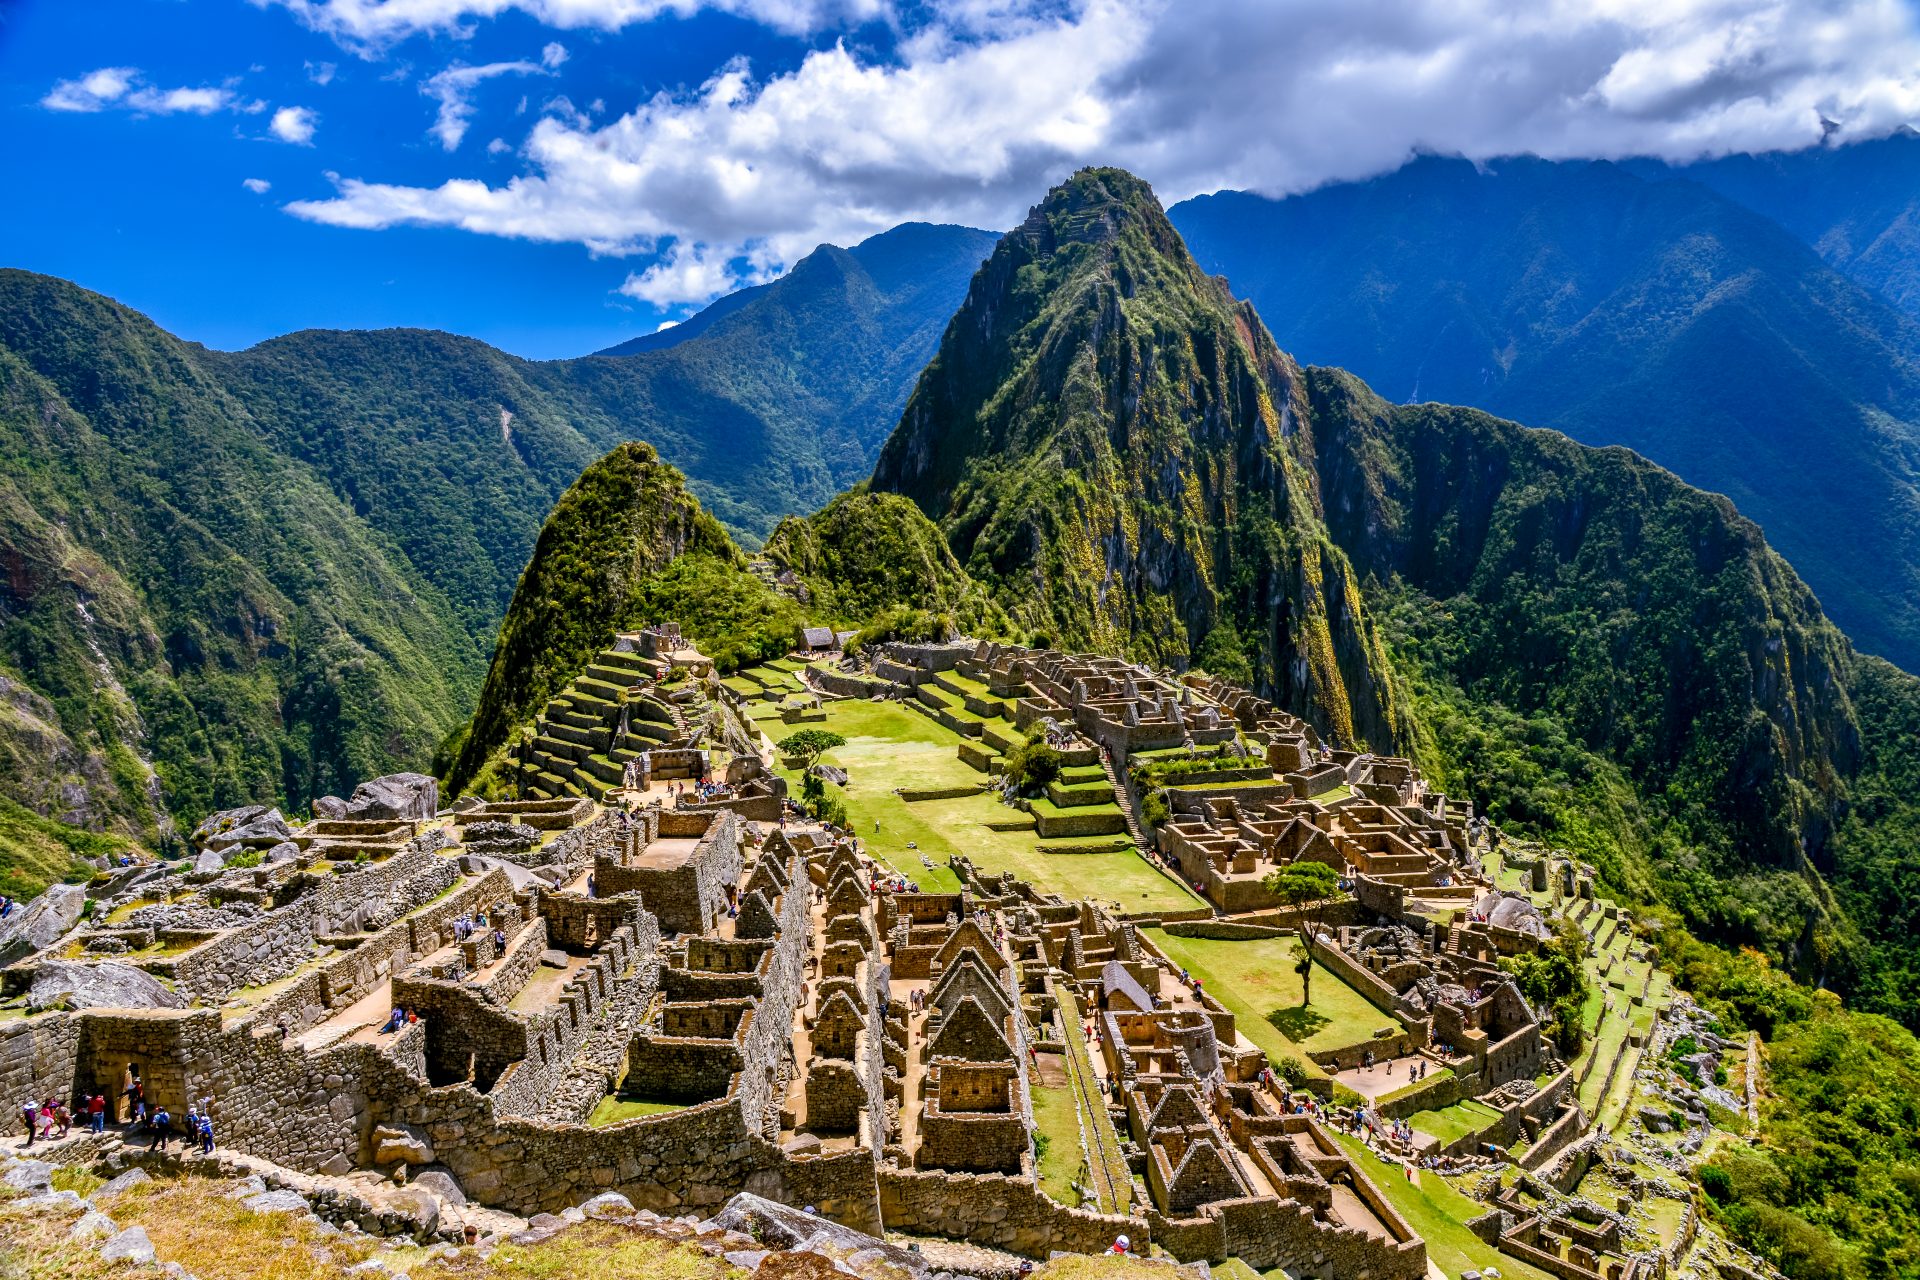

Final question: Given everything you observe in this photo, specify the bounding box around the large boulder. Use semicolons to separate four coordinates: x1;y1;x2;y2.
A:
344;774;439;822
372;1124;435;1166
0;883;87;965
98;1226;156;1265
205;810;293;852
313;795;349;819
190;805;271;847
27;959;188;1012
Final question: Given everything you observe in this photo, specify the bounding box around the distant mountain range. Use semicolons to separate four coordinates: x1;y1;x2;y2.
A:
0;223;995;872
1169;149;1920;672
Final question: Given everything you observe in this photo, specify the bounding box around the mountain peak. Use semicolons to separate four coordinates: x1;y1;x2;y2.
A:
871;166;1401;749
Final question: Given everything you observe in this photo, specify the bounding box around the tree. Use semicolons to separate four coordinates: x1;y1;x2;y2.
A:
1503;919;1592;1055
1002;738;1064;792
1262;860;1344;1006
776;729;845;772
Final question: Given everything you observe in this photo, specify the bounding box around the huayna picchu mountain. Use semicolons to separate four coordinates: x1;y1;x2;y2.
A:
872;168;1405;753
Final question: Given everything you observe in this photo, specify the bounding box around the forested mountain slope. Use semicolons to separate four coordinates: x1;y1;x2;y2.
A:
0;269;477;886
872;169;1405;751
1169;157;1920;671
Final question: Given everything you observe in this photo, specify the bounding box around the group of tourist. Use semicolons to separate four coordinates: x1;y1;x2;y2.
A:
18;1065;214;1155
450;910;502;946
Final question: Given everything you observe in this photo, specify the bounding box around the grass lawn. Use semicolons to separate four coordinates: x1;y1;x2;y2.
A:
778;700;1198;910
1030;1081;1087;1206
1329;1133;1556;1280
586;1096;684;1126
1407;1097;1502;1145
1144;930;1397;1063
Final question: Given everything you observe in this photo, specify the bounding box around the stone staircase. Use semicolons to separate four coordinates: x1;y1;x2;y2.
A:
1101;748;1152;851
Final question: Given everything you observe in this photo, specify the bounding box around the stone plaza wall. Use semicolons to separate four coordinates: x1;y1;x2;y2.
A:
0;1009;80;1107
876;1166;1143;1257
248;868;517;1038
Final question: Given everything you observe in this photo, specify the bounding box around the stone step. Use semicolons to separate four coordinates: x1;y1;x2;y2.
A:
593;650;653;677
574;676;626;703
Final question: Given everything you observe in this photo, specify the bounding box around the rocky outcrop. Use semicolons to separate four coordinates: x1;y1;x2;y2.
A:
26;959;187;1011
340;774;439;822
0;883;86;965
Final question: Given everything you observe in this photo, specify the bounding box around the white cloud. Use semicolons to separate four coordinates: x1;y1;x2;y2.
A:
43;67;138;111
260;0;890;51
243;177;273;193
617;240;757;305
422;49;563;150
487;136;512;154
655;319;681;331
306;59;338;84
284;0;1920;306
44;68;255;115
270;104;320;143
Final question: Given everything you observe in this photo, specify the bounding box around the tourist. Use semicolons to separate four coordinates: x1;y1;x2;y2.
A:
586;874;597;898
19;1098;36;1147
52;1099;71;1138
88;1093;106;1133
197;1110;215;1154
0;895;11;919
149;1104;171;1151
1111;1235;1131;1255
492;927;506;950
119;1063;137;1124
384;1006;405;1034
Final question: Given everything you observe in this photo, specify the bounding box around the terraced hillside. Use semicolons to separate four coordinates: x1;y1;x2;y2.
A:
506;646;691;802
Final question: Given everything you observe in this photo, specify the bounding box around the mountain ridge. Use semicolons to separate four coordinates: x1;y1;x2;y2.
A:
1169;154;1920;671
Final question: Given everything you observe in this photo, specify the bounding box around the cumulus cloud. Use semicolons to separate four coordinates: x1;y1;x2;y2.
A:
270;105;320;143
44;67;260;115
617;241;760;305
243;177;273;193
284;0;1920;306
422;45;565;150
261;0;889;50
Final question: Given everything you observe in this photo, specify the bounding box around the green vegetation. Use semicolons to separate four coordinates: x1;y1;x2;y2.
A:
1672;934;1920;1280
766;698;1196;911
1144;929;1395;1059
447;442;802;793
871;167;1404;752
1260;861;1343;1005
0;270;477;881
1327;1132;1555;1280
1029;1080;1087;1206
585;1096;685;1126
762;488;1006;635
1001;736;1065;792
1406;1098;1502;1146
1172;155;1920;672
0;795;137;898
1504;920;1593;1056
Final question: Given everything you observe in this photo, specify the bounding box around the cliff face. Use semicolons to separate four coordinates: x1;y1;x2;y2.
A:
872;168;1403;750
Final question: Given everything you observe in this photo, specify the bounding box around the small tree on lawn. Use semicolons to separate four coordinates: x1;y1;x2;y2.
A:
1261;860;1344;1007
777;729;846;813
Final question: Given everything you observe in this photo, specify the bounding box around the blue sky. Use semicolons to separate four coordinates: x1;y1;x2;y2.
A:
4;0;1918;360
